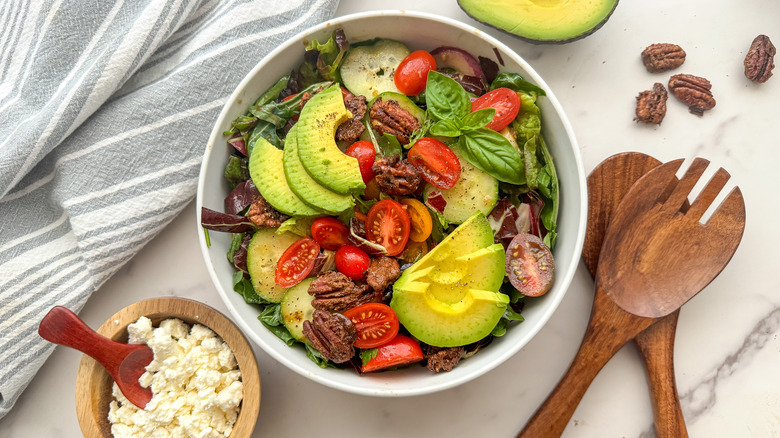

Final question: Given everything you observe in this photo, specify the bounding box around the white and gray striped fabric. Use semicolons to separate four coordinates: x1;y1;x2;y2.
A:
0;0;339;419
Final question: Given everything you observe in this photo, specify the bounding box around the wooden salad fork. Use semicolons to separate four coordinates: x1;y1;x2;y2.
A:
517;158;746;437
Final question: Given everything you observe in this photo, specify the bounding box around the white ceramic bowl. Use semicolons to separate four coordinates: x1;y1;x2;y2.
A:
196;10;587;397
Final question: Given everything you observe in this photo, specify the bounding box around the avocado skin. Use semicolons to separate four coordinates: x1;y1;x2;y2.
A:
457;0;620;44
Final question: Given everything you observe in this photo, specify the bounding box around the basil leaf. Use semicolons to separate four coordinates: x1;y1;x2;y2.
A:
429;119;463;137
490;72;546;96
379;133;402;157
458;128;525;185
461;108;495;131
425;71;471;121
306;344;339;369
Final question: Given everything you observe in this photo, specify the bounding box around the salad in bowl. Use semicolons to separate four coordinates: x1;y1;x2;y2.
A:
197;11;585;396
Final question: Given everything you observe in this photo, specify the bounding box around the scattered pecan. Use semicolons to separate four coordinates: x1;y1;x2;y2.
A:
245;194;289;228
634;83;668;124
308;270;382;312
365;256;401;293
641;43;686;73
302;309;356;363
369;98;421;145
299;91;313;109
668;74;716;116
422;345;464;373
335;92;367;142
744;34;775;83
372;155;422;196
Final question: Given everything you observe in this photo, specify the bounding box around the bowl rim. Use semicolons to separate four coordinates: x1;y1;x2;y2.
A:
196;9;587;397
74;297;261;438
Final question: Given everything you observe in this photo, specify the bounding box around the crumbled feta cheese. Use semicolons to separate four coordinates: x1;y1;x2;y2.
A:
108;317;243;438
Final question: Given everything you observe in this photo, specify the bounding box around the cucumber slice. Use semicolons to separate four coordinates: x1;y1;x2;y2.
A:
340;39;410;99
246;228;300;303
423;153;499;224
280;278;316;343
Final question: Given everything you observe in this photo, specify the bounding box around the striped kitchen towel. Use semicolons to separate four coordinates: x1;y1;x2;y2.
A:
0;0;339;419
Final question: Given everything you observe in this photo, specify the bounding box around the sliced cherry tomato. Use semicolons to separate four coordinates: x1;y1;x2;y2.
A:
343;303;400;349
310;217;349;251
345;140;377;184
281;93;298;102
399;239;428;264
276;237;320;287
361;335;424;373
365;200;411;256
394;50;437;96
407;137;461;190
353;206;368;222
335;245;371;281
364;178;380;200
470;88;521;131
399;198;432;242
505;233;554;297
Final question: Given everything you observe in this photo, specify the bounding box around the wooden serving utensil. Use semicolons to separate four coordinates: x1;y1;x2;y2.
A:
39;306;153;409
518;158;745;437
584;152;687;437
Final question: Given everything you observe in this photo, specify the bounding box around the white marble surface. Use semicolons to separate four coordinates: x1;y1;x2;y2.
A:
2;0;780;436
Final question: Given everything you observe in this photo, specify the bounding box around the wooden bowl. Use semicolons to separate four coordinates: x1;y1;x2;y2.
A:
74;297;261;438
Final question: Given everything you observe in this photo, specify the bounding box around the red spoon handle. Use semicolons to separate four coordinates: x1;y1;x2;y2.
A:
517;288;656;438
38;306;128;374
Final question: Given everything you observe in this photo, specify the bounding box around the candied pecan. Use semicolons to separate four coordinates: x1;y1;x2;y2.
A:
744;34;775;83
336;92;367;142
245;194;289;228
302;309;356;363
668;74;716;116
365;256;401;292
635;83;668;124
369;98;421;145
641;43;686;73
422;345;464;372
308;271;382;312
299;91;313;109
372;155;422;196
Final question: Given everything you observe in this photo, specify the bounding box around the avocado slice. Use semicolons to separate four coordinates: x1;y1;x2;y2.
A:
458;0;619;44
390;212;509;347
283;124;355;214
248;136;321;216
296;85;366;195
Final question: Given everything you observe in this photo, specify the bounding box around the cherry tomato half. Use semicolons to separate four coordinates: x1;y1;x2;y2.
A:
365;200;411;257
345;140;377;184
343;303;400;349
470;88;521;131
311;217;350;251
505;233;554;297
276;237;320;288
399;198;432;242
361;335;424;373
407;137;461;190
335;245;371;281
394;50;437;96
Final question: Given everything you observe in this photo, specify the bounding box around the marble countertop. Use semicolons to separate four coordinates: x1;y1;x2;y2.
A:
3;0;779;436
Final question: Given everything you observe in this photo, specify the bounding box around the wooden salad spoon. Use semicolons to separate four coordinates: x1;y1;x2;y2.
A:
518;157;746;437
38;306;153;409
584;152;688;437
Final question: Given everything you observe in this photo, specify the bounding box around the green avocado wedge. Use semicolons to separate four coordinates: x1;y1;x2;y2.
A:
283;124;354;214
248;136;321;217
296;85;366;195
458;0;619;44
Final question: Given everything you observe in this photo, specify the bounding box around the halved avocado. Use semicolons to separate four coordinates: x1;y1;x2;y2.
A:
458;0;619;44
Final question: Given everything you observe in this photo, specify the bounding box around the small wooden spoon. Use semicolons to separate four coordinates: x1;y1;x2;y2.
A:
518;158;745;437
584;152;687;437
38;306;153;409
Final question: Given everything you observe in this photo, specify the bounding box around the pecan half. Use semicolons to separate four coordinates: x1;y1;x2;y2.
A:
302;309;356;363
422;345;464;372
641;43;686;73
635;83;668;124
372;155;422;196
369;98;421;145
744;34;776;83
365;256;401;293
246;194;289;228
308;270;382;312
668;74;716;116
335;92;367;142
